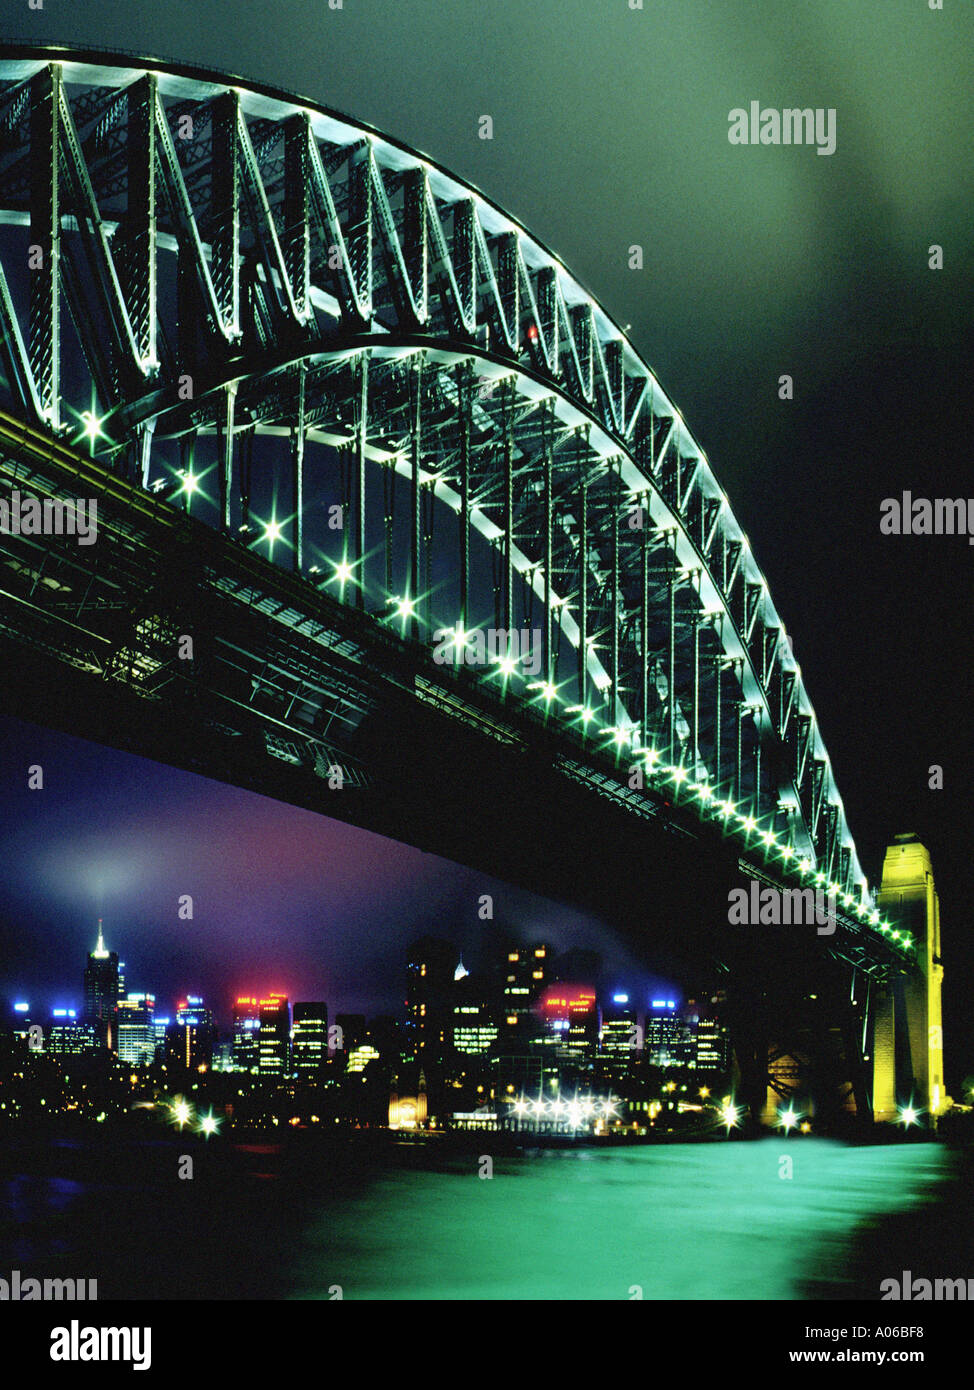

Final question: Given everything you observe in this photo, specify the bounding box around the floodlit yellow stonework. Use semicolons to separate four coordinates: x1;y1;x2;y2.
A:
873;834;946;1122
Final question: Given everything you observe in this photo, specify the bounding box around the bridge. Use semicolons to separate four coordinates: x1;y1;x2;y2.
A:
0;46;943;1129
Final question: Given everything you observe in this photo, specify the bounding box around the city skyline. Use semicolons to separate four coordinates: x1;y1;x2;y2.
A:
0;713;680;1025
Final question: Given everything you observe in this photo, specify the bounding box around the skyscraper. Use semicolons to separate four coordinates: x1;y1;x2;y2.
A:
501;943;550;1042
258;994;291;1076
598;994;636;1077
232;996;261;1073
646;1000;695;1068
83;920;119;1048
404;937;454;1065
116;993;157;1065
293;1001;329;1079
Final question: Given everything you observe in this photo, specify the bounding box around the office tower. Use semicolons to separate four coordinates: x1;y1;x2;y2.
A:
258;994;291;1076
47;1016;100;1056
176;996;214;1029
501;943;550;1041
646;999;695;1067
293;1002;329;1079
173;995;216;1069
83;920;119;1044
599;993;636;1076
453;973;500;1057
232;997;261;1073
116;993;157;1065
687;996;730;1074
540;984;598;1061
163;1016;213;1071
405;937;455;1064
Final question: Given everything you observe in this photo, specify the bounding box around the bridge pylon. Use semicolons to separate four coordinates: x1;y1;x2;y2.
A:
871;834;946;1125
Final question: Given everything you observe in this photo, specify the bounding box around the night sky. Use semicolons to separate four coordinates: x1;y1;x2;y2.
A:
0;4;971;1070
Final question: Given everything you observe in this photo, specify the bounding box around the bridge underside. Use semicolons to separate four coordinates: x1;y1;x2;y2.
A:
0;50;923;1130
0;414;899;1130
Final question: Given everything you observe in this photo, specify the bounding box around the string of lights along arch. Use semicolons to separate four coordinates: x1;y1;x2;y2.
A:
0;47;910;961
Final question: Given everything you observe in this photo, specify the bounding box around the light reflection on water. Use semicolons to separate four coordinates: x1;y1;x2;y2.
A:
288;1140;952;1301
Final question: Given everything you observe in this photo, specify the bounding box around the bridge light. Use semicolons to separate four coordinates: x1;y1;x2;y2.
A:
696;784;713;803
720;1100;740;1133
761;829;776;847
264;520;282;543
779;1105;799;1133
719;800;735;820
332;559;355;587
180;471;200;496
670;766;687;784
798;858;812;875
80;409;103;442
198;1109;220;1138
740;815;757;833
495;655;518;678
394;596;416;620
869;910;879;925
568;704;595;726
780;844;794;860
170;1097;193;1130
898;1104;919;1128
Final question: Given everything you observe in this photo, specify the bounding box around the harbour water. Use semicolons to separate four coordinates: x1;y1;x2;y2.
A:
0;1133;964;1300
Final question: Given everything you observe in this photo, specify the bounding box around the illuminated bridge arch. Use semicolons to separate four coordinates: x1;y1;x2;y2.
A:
0;47;910;965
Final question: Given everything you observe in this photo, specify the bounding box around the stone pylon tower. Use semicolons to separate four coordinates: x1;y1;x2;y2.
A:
872;834;945;1122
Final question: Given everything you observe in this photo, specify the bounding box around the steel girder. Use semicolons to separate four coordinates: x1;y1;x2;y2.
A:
0;48;912;968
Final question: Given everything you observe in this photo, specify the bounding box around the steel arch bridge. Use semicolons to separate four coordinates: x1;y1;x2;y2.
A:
0;46;913;997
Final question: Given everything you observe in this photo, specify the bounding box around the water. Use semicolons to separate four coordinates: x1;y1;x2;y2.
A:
0;1135;961;1300
289;1140;954;1300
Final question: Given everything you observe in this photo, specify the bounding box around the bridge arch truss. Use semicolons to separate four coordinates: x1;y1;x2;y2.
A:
0;48;911;964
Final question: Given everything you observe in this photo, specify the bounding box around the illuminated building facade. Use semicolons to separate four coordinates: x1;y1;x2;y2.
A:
647;1001;695;1068
258;994;291;1076
293;1001;329;1078
82;921;119;1044
47;1016;99;1055
116;993;156;1065
502;944;550;1041
405;937;455;1065
453;1002;499;1056
232;997;261;1073
598;994;636;1076
163;1019;212;1071
541;985;598;1062
687;997;730;1073
452;969;499;1056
